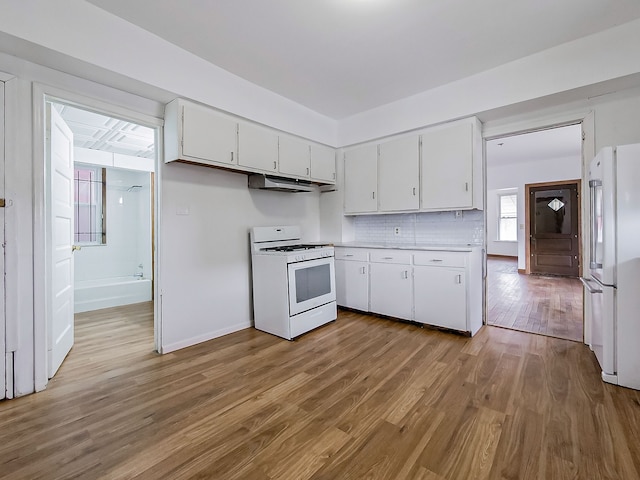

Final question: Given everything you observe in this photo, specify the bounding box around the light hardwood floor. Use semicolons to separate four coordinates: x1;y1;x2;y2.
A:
2;302;639;480
487;256;583;342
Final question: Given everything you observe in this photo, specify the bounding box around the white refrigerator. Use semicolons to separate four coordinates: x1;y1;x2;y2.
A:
582;143;640;390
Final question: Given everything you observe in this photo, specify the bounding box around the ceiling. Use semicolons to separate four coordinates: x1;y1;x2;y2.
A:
54;103;155;158
85;0;640;119
486;124;582;167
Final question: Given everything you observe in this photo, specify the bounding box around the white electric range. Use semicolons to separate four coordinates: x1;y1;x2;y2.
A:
250;226;337;340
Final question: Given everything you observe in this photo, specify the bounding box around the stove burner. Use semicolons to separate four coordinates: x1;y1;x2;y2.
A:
264;244;327;253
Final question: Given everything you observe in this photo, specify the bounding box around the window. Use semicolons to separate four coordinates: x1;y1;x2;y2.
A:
498;193;517;241
74;166;106;244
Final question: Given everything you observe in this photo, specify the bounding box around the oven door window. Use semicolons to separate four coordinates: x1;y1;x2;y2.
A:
288;258;336;316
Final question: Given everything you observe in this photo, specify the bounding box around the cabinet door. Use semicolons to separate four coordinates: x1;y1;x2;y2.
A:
414;266;467;331
369;263;412;320
238;123;279;173
182;103;237;165
335;260;369;311
378;136;419;212
344;145;378;214
421;123;473;209
279;136;310;178
310;144;336;183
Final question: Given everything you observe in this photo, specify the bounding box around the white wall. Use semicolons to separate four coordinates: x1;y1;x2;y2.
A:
487;155;583;268
0;0;337;146
337;18;640;145
74;167;152;285
159;162;320;352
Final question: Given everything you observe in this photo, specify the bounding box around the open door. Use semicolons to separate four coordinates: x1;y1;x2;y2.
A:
47;103;75;378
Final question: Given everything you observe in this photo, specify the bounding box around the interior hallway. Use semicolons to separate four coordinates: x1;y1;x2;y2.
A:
487;256;583;342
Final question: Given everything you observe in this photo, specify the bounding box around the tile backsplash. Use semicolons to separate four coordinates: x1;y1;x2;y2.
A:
353;210;484;245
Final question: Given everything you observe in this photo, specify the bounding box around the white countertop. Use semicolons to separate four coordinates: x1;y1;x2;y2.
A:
333;242;481;252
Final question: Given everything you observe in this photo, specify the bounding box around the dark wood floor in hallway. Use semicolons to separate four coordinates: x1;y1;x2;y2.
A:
2;302;638;480
487;256;583;342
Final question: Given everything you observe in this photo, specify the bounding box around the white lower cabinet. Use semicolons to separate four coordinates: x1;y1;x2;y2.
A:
414;266;467;331
335;260;369;311
369;260;413;321
334;246;483;335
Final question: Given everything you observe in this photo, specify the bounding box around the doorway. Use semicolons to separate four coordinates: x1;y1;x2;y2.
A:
485;125;584;342
46;100;158;378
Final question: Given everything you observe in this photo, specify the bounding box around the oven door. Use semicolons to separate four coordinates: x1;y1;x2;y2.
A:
288;257;336;316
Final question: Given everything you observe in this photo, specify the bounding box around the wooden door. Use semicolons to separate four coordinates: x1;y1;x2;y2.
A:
528;181;580;276
48;104;75;378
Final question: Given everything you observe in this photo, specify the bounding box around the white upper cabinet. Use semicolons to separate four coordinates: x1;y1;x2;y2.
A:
344;144;378;214
165;99;238;166
310;144;336;183
238;122;279;173
378;135;420;212
421;118;483;210
279;135;311;178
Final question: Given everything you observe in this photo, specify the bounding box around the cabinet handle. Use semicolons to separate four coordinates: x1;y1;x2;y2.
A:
273;161;277;170
231;152;234;163
333;172;336;179
465;182;469;192
413;187;416;196
403;270;409;279
306;167;309;175
372;191;375;199
430;259;443;263
456;274;462;284
360;267;366;274
344;254;354;257
383;257;394;260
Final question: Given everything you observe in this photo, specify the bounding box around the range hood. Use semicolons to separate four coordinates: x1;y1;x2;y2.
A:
248;174;316;193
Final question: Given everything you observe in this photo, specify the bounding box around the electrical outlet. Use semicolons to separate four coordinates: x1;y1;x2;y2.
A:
394;226;401;236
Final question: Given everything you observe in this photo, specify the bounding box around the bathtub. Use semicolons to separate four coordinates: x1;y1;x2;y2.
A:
74;276;152;313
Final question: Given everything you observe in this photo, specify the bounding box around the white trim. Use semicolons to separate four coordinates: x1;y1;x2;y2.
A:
32;82;164;390
161;321;253;354
482;109;591;140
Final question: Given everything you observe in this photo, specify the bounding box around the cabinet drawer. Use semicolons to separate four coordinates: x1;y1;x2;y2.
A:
413;251;467;268
370;249;412;264
334;248;369;262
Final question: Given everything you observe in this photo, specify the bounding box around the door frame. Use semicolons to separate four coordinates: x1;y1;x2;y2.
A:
32;83;163;391
524;179;582;276
483;110;595;347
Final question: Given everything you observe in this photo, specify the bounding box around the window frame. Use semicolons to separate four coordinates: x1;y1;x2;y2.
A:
497;191;518;242
74;165;107;246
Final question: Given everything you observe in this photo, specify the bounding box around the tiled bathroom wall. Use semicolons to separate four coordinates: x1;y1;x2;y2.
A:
353;210;484;245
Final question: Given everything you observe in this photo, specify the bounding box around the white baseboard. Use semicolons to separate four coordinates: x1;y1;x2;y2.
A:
160;321;253;354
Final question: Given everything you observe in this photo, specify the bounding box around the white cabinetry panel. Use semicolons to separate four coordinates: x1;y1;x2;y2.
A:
414;266;467;331
335;260;369;311
344;145;378;214
369;262;412;320
421;122;474;210
279;135;310;178
238;122;279;173
181;101;238;165
378;136;419;212
310;144;336;183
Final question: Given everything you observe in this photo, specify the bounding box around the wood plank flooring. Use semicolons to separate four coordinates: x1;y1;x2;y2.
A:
487;256;583;342
2;302;639;479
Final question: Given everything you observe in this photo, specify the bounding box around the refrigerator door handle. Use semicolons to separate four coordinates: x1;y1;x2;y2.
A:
579;277;603;294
